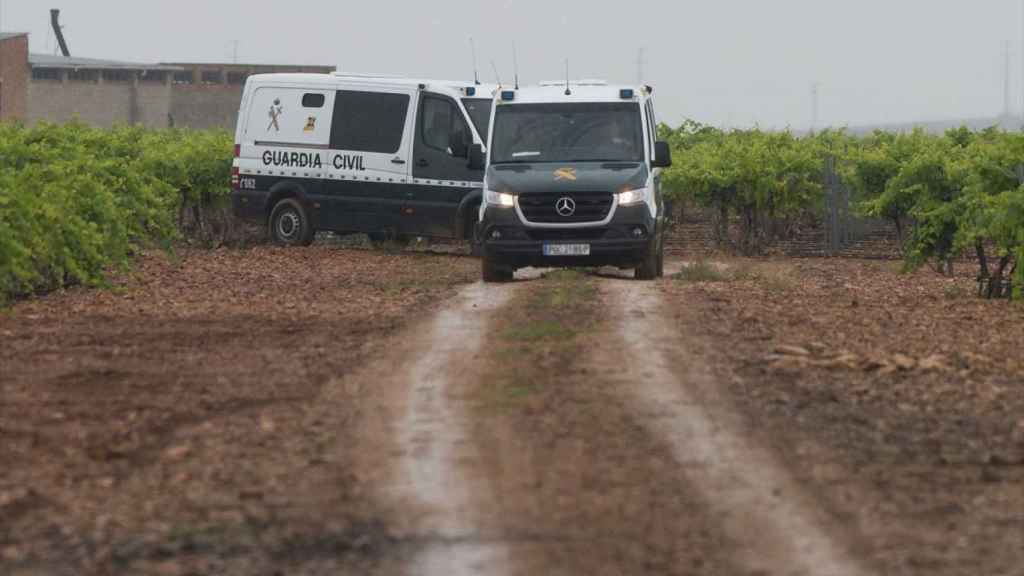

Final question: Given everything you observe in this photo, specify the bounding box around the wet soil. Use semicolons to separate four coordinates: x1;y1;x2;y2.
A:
0;246;478;575
660;258;1024;576
466;271;737;575
3;250;1021;575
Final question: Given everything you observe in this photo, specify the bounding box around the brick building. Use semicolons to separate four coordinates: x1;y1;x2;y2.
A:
0;33;335;130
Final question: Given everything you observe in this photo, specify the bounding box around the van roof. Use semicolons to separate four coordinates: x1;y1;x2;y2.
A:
246;73;499;99
499;83;650;104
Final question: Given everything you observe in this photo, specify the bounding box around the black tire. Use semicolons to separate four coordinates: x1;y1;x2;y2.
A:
269;198;314;247
368;231;411;251
635;240;662;281
482;254;514;283
655;238;665;278
470;238;485;258
465;208;484;257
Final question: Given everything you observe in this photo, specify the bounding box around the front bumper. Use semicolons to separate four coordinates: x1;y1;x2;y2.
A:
480;203;658;269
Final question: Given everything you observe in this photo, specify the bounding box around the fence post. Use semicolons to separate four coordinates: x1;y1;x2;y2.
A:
823;156;839;256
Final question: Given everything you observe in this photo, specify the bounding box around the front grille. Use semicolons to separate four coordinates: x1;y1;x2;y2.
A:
526;228;608;241
518;191;613;224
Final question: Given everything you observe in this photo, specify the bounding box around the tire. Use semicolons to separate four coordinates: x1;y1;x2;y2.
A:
635;240;661;281
465;209;484;257
482;254;514;283
470;238;485;258
269;198;314;247
368;231;411;251
655;239;665;278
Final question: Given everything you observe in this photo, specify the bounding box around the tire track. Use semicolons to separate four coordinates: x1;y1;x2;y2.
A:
334;281;521;575
599;276;872;576
394;282;516;575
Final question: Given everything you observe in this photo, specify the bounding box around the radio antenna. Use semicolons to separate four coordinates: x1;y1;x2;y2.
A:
513;42;520;90
564;59;571;96
490;60;503;86
469;37;481;85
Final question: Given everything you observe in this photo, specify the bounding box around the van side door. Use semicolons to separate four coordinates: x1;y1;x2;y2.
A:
406;92;484;238
323;88;414;233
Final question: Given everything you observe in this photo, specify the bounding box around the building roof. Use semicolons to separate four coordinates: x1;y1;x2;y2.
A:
0;32;28;42
29;53;183;72
163;62;336;71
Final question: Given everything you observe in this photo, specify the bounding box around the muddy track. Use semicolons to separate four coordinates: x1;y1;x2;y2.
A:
8;251;1008;574
345;266;876;575
598;277;872;576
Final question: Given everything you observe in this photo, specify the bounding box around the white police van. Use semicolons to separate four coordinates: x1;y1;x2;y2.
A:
231;74;499;246
471;82;672;282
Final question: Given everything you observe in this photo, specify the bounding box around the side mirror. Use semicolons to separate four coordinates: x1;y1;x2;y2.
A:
449;131;469;158
652;141;673;168
468;143;486;171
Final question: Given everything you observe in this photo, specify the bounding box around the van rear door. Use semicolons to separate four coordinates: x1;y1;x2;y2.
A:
241;86;334;214
323;88;414;233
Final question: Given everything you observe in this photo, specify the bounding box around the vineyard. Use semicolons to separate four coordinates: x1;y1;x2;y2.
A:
0;123;233;305
661;122;1024;298
0;123;1022;304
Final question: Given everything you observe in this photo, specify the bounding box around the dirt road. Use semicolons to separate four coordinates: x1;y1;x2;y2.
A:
2;249;1020;575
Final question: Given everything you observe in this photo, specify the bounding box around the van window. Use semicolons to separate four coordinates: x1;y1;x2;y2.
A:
302;93;325;108
331;90;410;153
421;96;470;152
491;102;644;164
422;96;454;151
462;98;492;140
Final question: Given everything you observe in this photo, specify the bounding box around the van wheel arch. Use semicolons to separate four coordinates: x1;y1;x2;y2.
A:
456;191;484;240
265;183;312;225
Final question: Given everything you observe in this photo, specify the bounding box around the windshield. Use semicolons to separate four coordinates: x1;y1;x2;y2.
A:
462;98;493;141
491;102;644;164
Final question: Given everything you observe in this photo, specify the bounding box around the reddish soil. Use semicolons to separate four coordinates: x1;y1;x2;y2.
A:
3;250;1022;575
0;246;478;575
660;258;1024;576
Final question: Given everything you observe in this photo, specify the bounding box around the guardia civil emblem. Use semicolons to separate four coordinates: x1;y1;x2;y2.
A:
267;99;284;132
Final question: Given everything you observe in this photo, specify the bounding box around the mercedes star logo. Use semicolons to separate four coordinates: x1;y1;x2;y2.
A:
556;197;576;217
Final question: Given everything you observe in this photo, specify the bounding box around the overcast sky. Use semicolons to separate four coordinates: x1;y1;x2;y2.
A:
4;0;1024;130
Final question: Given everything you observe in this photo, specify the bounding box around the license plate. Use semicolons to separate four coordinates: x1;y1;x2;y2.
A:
543;243;591;257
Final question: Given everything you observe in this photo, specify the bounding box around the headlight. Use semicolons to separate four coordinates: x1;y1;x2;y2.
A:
485;189;515;208
617;188;648;206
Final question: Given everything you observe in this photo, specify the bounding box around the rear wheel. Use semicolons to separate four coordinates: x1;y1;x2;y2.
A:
269;198;314;247
482;254;514;283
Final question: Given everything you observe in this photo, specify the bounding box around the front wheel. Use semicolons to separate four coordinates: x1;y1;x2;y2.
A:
269;198;314;247
635;239;664;280
482;254;514;283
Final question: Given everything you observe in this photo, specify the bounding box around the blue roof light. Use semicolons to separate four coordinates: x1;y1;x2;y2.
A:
465;87;476;97
620;89;635;99
501;90;516;101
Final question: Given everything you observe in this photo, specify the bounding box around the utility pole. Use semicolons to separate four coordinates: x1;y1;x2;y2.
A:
1005;41;1012;119
232;41;239;64
810;82;820;134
